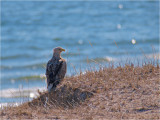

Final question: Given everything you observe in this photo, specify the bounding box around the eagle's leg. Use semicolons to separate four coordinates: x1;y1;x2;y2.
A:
48;80;60;92
47;83;54;92
52;80;60;88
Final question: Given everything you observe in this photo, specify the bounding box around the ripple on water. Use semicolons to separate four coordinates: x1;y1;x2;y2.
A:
15;75;45;81
1;54;32;60
1;63;46;70
52;37;61;41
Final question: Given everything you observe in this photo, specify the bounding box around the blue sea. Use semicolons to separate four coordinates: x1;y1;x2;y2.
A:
1;1;159;104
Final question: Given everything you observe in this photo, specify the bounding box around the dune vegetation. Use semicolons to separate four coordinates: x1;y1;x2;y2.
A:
0;61;160;119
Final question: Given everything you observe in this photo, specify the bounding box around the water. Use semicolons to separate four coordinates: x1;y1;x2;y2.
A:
1;1;159;103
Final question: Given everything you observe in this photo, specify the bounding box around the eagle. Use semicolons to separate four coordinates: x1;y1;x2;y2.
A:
45;47;67;92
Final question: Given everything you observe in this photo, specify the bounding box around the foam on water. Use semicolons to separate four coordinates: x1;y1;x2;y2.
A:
0;87;45;98
0;102;21;110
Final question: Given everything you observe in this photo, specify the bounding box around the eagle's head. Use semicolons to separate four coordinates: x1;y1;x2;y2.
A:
54;47;65;53
53;47;65;58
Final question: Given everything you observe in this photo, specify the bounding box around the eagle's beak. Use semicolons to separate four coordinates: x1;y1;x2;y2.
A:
61;48;65;52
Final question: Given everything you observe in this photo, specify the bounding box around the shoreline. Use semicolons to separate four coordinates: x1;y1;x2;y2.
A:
1;63;159;119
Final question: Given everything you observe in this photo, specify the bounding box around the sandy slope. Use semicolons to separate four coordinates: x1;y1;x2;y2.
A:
1;64;160;119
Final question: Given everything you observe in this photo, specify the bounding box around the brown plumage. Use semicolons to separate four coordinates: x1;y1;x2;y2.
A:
45;47;67;92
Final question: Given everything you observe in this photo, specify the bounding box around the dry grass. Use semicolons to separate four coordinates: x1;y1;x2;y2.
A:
0;63;160;119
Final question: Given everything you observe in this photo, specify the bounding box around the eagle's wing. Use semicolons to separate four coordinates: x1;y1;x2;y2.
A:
46;59;59;88
58;59;67;80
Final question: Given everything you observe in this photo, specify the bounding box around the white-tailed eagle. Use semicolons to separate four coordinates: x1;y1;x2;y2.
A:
46;47;67;92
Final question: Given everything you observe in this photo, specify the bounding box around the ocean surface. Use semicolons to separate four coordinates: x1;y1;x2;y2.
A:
1;1;159;104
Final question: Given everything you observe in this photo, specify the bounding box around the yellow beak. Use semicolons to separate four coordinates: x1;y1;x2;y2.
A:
61;48;65;52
